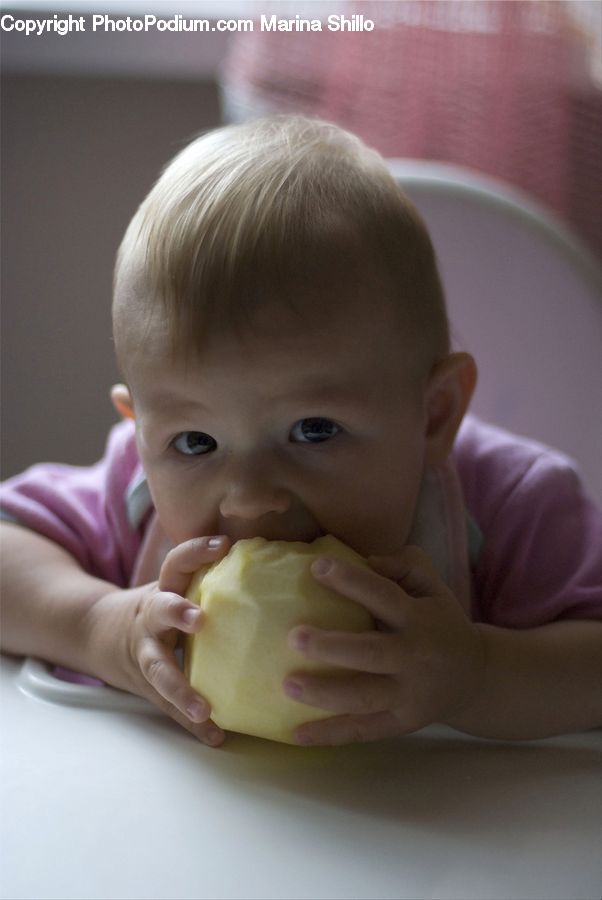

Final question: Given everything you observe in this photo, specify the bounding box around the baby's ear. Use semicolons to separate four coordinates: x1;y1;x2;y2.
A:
424;352;477;465
110;384;135;420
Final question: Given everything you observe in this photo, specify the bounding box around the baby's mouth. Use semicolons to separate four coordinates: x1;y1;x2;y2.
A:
218;506;325;545
223;524;325;545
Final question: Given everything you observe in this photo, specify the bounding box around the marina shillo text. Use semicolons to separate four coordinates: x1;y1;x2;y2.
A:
1;13;375;37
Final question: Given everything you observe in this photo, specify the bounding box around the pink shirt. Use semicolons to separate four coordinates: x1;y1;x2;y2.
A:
2;415;601;627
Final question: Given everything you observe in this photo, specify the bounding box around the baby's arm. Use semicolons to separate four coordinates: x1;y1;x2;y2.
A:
446;618;602;739
284;547;602;744
0;522;227;746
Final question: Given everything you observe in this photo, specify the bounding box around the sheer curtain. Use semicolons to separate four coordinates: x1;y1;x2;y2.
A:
222;1;601;259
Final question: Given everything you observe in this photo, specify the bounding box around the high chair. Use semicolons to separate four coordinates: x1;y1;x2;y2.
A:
388;159;602;505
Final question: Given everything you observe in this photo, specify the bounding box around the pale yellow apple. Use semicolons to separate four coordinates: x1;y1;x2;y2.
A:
185;536;373;743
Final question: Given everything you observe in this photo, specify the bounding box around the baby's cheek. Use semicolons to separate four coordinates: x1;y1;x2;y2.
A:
148;482;213;546
343;444;421;549
327;488;417;557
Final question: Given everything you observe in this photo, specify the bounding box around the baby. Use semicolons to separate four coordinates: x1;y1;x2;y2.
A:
1;116;601;747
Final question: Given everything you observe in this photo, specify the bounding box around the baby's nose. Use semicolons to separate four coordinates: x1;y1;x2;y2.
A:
219;469;292;521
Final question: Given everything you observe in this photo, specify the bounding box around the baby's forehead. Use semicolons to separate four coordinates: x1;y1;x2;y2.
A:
116;252;386;338
112;264;172;369
113;251;430;395
125;300;423;420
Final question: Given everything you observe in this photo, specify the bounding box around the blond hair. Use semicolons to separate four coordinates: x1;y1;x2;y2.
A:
114;116;449;368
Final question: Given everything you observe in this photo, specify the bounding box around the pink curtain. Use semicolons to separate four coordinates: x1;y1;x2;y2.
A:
223;1;601;260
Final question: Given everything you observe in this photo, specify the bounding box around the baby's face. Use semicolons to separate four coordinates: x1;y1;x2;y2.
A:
118;286;433;558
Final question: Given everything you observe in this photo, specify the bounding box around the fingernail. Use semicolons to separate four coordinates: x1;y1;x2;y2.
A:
207;536;225;549
290;628;310;651
182;606;200;626
204;726;223;746
312;558;333;576
187;700;207;722
284;678;303;699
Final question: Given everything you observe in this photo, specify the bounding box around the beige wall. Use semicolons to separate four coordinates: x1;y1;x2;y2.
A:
1;74;221;478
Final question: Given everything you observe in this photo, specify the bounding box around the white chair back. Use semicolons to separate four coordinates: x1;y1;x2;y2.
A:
389;159;602;504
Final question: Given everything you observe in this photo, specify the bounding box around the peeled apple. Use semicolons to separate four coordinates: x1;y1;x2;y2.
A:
185;535;373;744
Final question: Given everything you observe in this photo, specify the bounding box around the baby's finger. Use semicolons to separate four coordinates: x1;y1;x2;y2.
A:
173;713;226;748
288;626;403;674
369;545;450;599
293;711;401;747
141;686;225;748
284;671;399;716
144;590;204;635
137;635;211;724
159;535;231;596
311;558;408;628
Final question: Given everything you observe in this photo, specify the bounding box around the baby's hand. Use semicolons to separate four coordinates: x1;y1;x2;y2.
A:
284;546;485;745
87;536;230;746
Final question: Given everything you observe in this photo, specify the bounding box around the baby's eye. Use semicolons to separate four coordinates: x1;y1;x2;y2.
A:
172;432;217;456
289;418;340;444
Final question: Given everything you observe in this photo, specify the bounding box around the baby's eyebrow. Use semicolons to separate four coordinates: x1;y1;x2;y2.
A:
144;391;209;413
274;376;366;406
142;377;370;416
